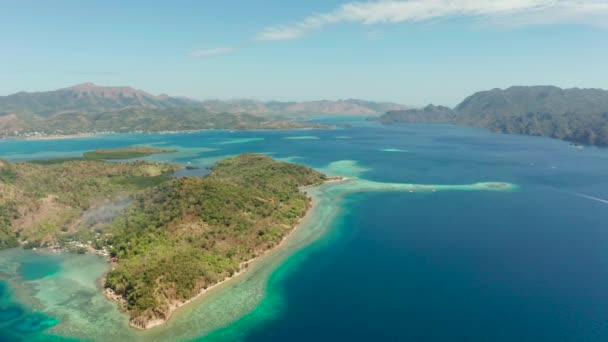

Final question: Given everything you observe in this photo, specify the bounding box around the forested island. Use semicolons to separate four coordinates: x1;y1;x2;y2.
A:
374;86;608;146
0;151;327;328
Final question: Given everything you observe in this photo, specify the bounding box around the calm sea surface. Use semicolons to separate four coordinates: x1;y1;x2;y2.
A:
1;117;608;341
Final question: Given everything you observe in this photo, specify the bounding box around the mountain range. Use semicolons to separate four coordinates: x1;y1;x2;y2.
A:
0;83;408;137
374;86;608;146
0;83;407;119
0;83;198;119
200;99;407;116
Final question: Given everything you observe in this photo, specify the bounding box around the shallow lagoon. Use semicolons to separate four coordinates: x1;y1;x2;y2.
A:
1;118;608;341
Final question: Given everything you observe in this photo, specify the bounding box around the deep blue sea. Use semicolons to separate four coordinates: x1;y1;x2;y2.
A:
1;117;608;341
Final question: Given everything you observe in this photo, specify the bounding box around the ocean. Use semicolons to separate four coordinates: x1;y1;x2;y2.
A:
1;117;607;341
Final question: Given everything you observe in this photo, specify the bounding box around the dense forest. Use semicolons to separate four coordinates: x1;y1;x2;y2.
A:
374;86;608;146
104;154;326;327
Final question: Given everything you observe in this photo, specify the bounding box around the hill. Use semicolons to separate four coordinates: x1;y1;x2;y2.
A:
0;153;327;328
0;83;198;119
0;104;325;139
0;157;179;250
0;152;328;328
0;84;395;137
374;86;608;146
201;98;408;116
103;154;326;328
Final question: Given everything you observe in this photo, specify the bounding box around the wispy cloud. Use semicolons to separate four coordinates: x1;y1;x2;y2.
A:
189;47;237;58
256;0;608;41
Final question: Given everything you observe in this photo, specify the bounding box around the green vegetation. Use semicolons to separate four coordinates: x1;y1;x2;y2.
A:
0;84;386;138
374;86;608;146
0;158;179;248
0;107;324;137
83;146;176;160
0;107;325;138
0;202;19;249
27;146;175;166
0;151;327;328
104;154;326;327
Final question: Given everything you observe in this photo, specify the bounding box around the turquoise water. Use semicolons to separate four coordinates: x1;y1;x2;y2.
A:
1;117;608;341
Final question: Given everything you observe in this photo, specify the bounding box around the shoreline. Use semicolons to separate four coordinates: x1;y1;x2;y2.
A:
105;176;346;330
5;132;102;141
0;124;333;142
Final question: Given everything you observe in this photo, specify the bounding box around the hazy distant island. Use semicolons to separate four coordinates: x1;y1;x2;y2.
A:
373;86;608;146
0;83;408;139
0;150;330;329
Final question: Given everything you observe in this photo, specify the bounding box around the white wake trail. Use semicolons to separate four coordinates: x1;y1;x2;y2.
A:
574;193;608;205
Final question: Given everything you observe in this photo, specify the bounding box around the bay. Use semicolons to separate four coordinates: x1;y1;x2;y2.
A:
1;118;607;341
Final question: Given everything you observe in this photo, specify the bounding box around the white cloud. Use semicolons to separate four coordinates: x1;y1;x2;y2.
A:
256;0;608;41
189;47;237;58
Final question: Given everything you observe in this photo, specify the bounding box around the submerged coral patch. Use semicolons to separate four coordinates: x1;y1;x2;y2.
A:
10;313;60;333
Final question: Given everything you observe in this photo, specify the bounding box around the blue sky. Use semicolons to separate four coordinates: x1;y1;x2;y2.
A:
1;0;607;106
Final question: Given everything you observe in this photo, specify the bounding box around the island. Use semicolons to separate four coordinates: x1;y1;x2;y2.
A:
373;86;608;146
0;152;328;329
83;146;176;160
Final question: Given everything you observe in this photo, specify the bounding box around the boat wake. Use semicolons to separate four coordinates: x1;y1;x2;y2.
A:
574;193;608;205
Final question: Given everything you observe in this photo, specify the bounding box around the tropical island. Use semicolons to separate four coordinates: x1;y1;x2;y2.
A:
0;150;328;329
83;146;177;160
373;86;608;146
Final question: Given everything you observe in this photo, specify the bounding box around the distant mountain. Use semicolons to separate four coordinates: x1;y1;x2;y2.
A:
0;83;408;128
0;83;409;137
0;83;200;118
201;99;408;116
1;107;324;137
0;84;344;137
375;104;455;124
374;86;608;146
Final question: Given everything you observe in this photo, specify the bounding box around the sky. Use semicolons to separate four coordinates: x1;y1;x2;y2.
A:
1;0;607;106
